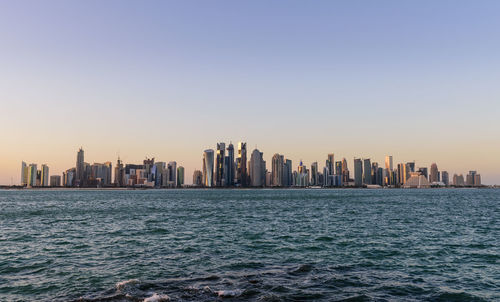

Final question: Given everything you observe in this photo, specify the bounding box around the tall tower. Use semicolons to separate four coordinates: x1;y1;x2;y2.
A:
41;164;49;187
363;158;372;185
354;158;362;187
76;147;84;187
21;161;28;186
341;158;349;183
225;143;235;186
430;163;439;183
203;149;214;187
310;162;318;186
215;143;226;187
385;156;393;172
114;157;124;187
272;153;284;187
326;153;334;176
177;166;185;187
237;142;247;187
249;148;264;187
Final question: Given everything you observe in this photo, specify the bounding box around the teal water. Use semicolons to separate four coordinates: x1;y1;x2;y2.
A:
0;189;499;301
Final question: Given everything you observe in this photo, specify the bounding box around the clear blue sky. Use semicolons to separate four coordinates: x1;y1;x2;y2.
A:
1;0;499;184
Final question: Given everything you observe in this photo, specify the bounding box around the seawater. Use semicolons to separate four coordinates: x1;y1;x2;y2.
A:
0;189;498;301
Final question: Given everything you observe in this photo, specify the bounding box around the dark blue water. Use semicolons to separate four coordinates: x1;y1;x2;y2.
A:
0;189;498;301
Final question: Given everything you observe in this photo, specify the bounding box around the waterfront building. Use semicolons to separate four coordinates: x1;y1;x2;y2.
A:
153;162;166;188
271;153;284;187
385;156;393;172
50;175;61;187
406;162;415;181
430;163;439;183
225;143;235;186
265;171;272;187
215;143;225;187
90;162;112;186
418;167;428;179
193;170;203;186
63;168;75;187
371;162;378;185
249;149;265;187
363;159;371;185
167;161;177;187
335;161;342;176
236;142;247;187
404;172;431;188
21;161;28;186
354;158;363;187
296;161;309;187
75;147;84;187
284;159;292;187
397;163;407;186
453;174;465;186
310;162;318;186
41;164;49;187
27;164;37;187
441;171;449;186
203;149;214;187
114;157;124;187
342;158;349;184
177;166;185;187
322;166;330;187
474;174;482;186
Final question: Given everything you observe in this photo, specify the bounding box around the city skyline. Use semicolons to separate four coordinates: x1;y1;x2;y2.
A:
15;144;485;188
1;1;500;184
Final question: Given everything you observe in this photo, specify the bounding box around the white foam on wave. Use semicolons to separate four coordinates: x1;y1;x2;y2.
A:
216;289;243;297
116;279;140;290
143;293;170;302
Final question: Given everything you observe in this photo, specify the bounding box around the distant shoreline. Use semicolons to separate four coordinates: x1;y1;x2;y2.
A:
0;186;497;190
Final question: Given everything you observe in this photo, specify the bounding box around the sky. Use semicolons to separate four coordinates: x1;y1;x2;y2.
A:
1;0;499;185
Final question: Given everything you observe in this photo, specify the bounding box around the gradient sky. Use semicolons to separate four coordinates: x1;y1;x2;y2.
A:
1;0;499;185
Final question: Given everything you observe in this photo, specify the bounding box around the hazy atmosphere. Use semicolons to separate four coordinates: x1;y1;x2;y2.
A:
1;0;499;184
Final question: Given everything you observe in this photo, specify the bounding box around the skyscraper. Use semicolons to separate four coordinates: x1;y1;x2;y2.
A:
271;153;284;187
397;163;407;185
50;175;61;187
385;156;393;172
21;161;28;186
441;171;449;186
41;164;49;187
430;163;439;183
326;153;334;177
167;161;177;187
193;170;203;186
341;158;349;184
215;143;225;187
354;158;363;187
249;148;265;187
114;157;124;187
177;166;185;187
237;142;247;187
363;158;371;185
203;149;214;187
28;164;37;187
76;147;84;187
284;159;292;187
225;143;235;186
310;162;318;186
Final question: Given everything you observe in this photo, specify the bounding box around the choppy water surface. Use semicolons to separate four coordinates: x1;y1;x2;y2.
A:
0;189;499;301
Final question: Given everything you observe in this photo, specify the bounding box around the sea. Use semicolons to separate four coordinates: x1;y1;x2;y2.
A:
0;189;498;301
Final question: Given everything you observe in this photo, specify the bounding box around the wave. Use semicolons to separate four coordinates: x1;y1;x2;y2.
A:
143;293;170;302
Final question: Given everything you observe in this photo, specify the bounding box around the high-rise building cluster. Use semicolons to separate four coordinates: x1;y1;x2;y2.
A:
20;161;50;187
193;143;483;188
20;147;185;188
19;145;483;188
